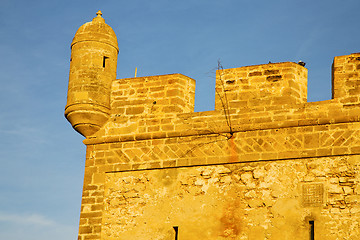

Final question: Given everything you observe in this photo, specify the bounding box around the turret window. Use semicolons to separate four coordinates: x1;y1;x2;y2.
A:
103;56;109;68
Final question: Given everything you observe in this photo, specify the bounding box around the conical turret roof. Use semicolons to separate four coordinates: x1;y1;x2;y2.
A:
71;11;119;52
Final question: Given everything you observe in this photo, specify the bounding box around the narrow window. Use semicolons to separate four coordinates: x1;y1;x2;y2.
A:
103;56;109;68
309;221;314;240
173;226;178;240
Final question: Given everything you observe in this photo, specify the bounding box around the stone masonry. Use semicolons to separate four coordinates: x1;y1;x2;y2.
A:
65;12;360;240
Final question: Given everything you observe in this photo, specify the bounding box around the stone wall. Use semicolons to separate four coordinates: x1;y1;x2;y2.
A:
102;156;359;240
77;120;360;240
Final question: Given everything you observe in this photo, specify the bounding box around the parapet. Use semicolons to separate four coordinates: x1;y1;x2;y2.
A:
106;52;360;123
72;52;360;146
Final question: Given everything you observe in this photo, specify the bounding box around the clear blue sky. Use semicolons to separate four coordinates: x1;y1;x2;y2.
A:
0;0;359;239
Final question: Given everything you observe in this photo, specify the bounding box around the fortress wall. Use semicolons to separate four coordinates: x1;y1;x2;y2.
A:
65;23;360;238
60;12;360;240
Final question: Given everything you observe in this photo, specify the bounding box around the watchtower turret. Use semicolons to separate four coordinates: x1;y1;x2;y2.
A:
65;11;119;137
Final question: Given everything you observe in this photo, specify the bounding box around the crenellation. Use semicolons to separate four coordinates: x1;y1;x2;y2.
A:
110;74;195;118
215;62;308;113
332;53;360;102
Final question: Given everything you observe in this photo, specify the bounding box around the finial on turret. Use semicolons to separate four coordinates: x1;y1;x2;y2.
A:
93;10;105;23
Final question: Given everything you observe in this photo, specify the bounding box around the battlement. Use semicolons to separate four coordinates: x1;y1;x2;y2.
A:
107;53;360;121
65;13;360;138
109;53;359;120
73;52;360;144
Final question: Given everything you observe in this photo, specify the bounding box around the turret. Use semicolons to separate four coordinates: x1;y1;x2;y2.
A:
65;11;119;137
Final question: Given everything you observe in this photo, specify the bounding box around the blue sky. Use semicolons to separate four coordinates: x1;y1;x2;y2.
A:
0;0;359;239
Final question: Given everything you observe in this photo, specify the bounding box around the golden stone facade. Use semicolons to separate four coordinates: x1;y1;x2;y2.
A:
66;12;360;240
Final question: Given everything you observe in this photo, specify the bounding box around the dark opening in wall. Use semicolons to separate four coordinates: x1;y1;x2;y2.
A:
103;56;109;68
173;226;178;240
309;220;314;240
